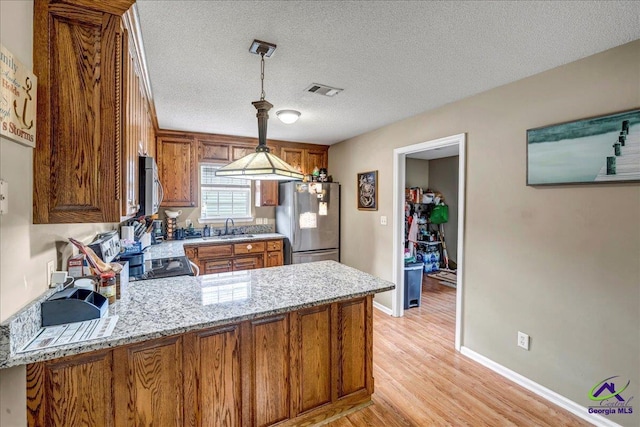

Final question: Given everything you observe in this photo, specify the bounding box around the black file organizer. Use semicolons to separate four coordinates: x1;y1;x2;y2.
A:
41;287;108;326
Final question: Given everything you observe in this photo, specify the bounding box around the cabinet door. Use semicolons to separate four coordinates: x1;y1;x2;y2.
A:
121;22;156;219
280;147;305;174
233;256;264;271
266;251;283;267
33;3;123;223
157;136;197;207
114;336;184;427
291;306;332;415
305;149;328;176
255;180;279;207
203;259;233;274
231;144;256;161
184;325;243;427
198;140;230;163
27;350;114;427
244;315;291;427
335;298;372;398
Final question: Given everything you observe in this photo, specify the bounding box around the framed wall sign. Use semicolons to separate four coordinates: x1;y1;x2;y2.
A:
357;170;378;210
527;108;640;185
0;44;37;148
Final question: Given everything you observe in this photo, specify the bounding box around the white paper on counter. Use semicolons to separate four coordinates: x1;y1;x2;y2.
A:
18;316;119;353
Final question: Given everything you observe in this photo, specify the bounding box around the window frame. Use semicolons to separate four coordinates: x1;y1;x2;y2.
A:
199;163;253;222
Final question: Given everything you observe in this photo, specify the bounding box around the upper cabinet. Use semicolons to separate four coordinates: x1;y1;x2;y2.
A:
33;0;154;223
157;135;198;207
281;147;328;176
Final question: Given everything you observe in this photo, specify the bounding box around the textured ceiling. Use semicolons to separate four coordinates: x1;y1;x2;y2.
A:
136;1;640;145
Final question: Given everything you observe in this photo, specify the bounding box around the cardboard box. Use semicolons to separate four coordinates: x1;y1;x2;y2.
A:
67;254;92;277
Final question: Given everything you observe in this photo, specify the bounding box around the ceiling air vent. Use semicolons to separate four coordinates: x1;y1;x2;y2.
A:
305;83;343;97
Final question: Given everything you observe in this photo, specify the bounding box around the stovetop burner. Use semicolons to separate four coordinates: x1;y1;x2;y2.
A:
131;256;194;281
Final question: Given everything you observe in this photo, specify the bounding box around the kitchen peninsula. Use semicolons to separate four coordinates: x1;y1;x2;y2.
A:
0;260;394;426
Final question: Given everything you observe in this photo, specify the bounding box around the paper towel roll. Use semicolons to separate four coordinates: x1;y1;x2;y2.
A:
121;225;134;241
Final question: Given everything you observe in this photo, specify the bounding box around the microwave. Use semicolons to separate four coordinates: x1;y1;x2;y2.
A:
138;156;163;215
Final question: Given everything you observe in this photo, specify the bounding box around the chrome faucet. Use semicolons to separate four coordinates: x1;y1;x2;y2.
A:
224;218;235;235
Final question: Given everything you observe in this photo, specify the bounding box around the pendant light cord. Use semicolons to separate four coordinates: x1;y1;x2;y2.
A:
260;52;266;101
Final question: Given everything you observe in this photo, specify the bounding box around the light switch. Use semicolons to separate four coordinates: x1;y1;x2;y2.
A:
380;215;387;225
0;180;7;215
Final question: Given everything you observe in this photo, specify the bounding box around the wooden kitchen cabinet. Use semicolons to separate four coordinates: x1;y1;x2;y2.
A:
247;315;291;426
306;149;328;176
121;11;156;217
26;295;374;427
255;180;279;207
33;2;127;223
291;305;332;413
157;135;198;207
33;0;156;223
185;238;283;274
280;147;328;176
266;240;283;267
27;349;114;427
113;335;184;427
184;324;244;427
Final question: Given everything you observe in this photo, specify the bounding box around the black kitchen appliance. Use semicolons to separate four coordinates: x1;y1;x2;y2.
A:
130;256;194;281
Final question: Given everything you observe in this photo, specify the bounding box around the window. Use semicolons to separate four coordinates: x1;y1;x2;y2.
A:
200;164;252;220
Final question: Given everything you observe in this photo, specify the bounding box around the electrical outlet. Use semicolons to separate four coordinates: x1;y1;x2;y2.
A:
380;215;387;225
517;331;530;350
47;260;55;287
256;218;263;224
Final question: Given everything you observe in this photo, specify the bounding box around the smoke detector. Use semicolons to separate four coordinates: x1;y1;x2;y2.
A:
305;83;343;97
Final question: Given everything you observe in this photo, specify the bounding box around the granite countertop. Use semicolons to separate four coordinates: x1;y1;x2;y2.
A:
146;233;285;259
0;260;394;368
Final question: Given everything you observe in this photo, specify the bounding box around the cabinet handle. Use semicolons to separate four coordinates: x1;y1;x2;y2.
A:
247;244;252;250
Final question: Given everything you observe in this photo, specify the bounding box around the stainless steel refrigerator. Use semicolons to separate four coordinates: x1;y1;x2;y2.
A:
276;182;340;264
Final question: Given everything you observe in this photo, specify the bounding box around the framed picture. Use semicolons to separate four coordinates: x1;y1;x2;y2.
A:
357;170;378;210
527;108;640;185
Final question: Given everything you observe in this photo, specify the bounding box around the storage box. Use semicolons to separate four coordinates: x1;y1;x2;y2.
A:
67;254;92;277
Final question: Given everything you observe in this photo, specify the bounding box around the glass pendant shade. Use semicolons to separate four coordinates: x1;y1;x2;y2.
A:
215;150;304;180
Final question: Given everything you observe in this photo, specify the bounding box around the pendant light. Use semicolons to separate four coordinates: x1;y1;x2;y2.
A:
215;40;304;181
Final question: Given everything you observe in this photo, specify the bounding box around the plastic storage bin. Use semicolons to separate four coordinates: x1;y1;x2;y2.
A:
404;262;423;309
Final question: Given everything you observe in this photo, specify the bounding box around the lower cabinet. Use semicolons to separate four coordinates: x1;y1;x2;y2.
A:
27;350;114;427
185;238;283;274
26;296;373;427
184;325;243;427
113;336;184;426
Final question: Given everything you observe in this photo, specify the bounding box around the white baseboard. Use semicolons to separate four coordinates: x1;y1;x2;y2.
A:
460;347;623;427
373;301;393;316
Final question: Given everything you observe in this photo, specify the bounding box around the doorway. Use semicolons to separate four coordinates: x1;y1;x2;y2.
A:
391;133;466;351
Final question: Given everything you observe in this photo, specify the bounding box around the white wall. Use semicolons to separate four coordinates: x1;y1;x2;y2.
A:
330;41;640;426
428;156;459;265
405;158;429;189
1;2;115;425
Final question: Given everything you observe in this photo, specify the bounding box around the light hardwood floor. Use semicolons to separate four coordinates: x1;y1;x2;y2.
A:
328;276;591;427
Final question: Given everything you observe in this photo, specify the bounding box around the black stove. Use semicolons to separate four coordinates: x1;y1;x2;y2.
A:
131;256;194;281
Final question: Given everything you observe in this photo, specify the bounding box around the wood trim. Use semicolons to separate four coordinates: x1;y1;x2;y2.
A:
32;0;51;223
55;0;135;15
122;5;159;131
158;129;330;152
